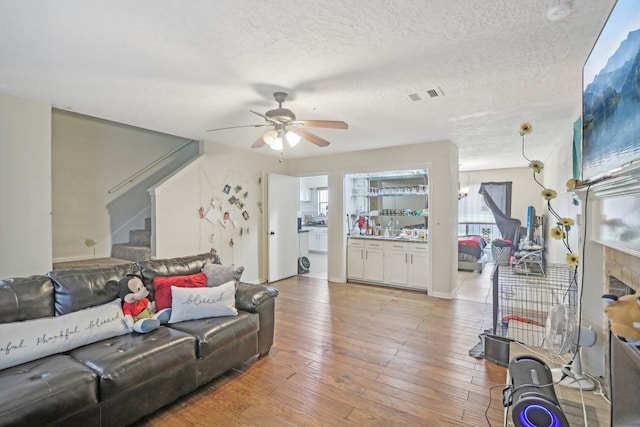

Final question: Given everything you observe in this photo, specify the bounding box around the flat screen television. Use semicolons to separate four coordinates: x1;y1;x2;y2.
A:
582;0;640;182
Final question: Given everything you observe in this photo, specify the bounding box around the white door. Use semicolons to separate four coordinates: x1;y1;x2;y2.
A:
268;173;299;282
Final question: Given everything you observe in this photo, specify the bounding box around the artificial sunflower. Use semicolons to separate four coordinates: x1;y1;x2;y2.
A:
541;188;557;200
550;227;565;240
566;178;583;190
566;253;579;267
519;122;533;136
528;160;544;173
559;217;574;227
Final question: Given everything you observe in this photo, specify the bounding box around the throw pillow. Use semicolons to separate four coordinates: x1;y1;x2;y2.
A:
201;262;244;287
168;280;237;323
0;299;129;370
153;273;207;311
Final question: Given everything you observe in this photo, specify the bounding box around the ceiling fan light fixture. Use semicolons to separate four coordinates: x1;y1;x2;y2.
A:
285;130;301;147
262;129;278;146
270;135;283;150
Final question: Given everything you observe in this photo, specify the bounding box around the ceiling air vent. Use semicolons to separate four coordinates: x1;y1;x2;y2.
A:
408;87;445;101
427;87;445;98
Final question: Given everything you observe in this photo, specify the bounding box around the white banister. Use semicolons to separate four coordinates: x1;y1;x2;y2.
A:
107;140;196;194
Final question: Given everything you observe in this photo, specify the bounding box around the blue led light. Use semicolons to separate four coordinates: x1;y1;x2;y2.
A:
519;404;560;427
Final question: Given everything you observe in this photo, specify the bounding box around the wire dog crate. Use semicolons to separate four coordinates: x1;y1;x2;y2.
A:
492;264;577;348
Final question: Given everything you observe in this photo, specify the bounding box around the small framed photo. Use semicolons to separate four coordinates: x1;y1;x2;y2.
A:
234;185;243;194
228;195;238;205
223;185;231;194
242;210;250;220
235;200;244;210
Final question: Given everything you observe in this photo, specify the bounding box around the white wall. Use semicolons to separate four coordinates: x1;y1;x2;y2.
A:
52;110;198;262
0;92;52;277
287;140;459;298
150;141;288;284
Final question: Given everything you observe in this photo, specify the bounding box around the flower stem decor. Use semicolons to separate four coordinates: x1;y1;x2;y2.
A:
519;122;582;267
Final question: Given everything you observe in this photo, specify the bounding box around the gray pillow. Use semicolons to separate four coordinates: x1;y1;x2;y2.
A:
201;262;244;287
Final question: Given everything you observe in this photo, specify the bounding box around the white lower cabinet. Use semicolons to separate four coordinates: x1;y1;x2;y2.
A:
407;242;429;290
347;239;365;280
348;238;429;291
347;239;384;282
363;241;384;282
383;241;409;285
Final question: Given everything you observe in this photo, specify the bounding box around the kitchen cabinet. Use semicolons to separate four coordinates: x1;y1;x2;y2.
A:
363;241;384;282
407;242;429;290
347;239;365;280
347;239;384;282
382;241;429;290
308;227;328;253
383;241;409;285
347;238;429;291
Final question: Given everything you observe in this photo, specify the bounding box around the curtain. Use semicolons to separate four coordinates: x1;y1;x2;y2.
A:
478;182;521;246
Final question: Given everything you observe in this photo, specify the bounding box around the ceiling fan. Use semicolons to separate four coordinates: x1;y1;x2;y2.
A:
207;92;348;150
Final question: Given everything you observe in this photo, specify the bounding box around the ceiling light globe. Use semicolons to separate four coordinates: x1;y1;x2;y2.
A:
271;137;283;150
262;129;278;146
285;131;301;147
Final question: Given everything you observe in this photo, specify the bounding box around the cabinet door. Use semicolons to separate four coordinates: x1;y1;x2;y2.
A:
347;246;364;279
363;249;384;282
408;246;429;290
317;229;328;252
384;250;408;285
308;229;319;251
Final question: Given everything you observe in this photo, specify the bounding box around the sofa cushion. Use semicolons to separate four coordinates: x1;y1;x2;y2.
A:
0;275;54;323
153;273;207;311
168;280;237;323
0;299;129;370
201;262;244;287
0;354;99;427
168;310;259;358
68;326;196;400
48;264;135;315
137;253;221;285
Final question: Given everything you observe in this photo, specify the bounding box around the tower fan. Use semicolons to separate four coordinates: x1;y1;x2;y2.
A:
544;291;597;390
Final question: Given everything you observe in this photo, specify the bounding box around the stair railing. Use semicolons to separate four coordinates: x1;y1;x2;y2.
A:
107;139;197;194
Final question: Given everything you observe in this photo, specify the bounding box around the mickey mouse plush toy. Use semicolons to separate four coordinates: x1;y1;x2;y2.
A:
118;275;171;333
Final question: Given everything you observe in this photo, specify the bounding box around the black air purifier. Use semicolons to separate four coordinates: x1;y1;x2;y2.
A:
506;355;569;427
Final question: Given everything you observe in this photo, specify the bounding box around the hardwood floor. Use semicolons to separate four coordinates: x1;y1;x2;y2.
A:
133;275;507;426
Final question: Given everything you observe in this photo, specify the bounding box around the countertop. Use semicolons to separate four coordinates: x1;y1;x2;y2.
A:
348;235;428;244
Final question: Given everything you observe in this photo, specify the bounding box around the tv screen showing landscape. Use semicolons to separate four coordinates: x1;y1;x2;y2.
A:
582;0;640;181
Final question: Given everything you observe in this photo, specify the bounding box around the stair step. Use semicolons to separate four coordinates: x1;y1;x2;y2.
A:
129;229;151;246
111;243;151;262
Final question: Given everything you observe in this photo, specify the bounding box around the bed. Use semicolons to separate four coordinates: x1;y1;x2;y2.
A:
458;235;488;272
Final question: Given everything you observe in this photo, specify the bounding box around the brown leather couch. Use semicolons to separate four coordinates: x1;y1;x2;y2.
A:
0;253;278;427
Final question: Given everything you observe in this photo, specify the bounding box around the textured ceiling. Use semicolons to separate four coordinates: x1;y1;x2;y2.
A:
0;0;616;170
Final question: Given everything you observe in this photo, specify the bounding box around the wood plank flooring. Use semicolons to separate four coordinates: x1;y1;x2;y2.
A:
133;276;507;426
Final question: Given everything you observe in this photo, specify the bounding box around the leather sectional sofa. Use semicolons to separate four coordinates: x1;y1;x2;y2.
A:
0;253;278;427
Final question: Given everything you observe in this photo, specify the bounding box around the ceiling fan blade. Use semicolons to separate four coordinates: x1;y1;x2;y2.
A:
251;134;266;148
295;120;349;130
207;124;267;132
250;110;283;125
291;128;331;147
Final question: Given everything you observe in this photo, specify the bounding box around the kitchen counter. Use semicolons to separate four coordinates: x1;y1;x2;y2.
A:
348;235;428;244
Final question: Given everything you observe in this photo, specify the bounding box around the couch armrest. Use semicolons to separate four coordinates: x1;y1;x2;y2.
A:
235;282;278;313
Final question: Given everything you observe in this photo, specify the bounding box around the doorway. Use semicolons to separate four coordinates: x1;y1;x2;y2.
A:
298;175;328;280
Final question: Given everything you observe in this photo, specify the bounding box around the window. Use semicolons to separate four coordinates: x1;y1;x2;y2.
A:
318;187;328;215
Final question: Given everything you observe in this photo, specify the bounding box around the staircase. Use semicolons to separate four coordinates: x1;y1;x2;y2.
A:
111;217;152;262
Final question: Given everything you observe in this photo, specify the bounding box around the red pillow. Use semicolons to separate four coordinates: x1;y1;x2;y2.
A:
153;273;207;310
